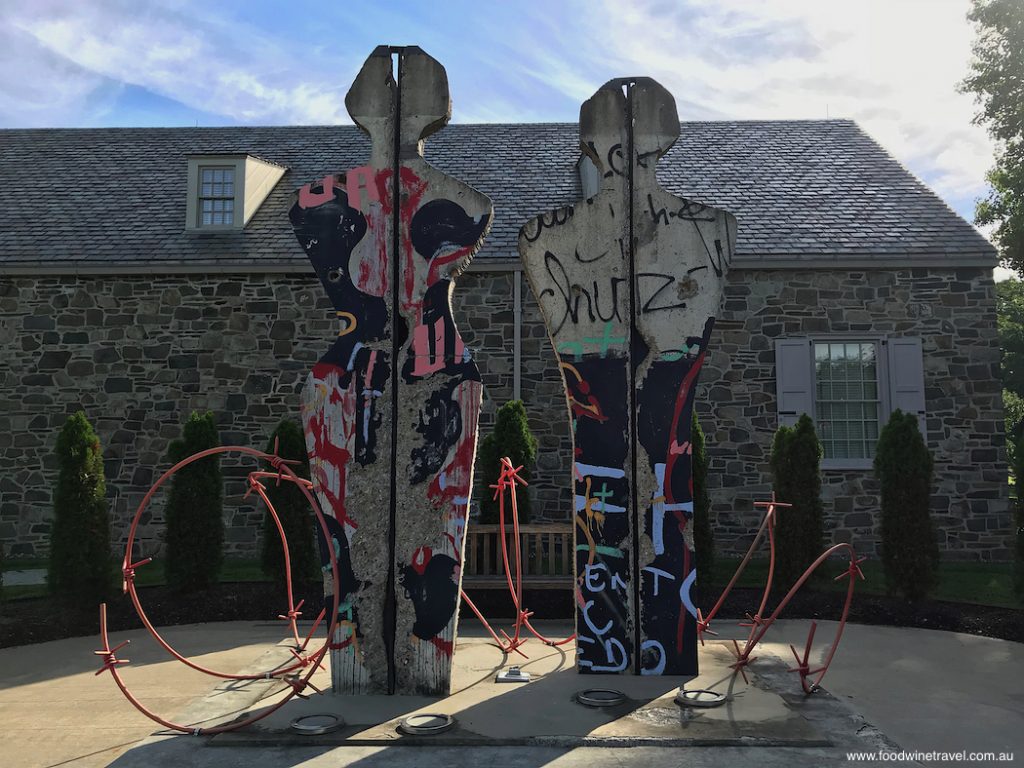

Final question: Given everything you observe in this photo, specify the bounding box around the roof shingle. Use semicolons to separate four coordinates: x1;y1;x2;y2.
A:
0;120;995;269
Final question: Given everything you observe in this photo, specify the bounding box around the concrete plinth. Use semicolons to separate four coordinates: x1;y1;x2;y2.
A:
211;629;828;748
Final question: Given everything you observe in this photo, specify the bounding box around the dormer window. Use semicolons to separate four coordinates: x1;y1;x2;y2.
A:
199;167;236;226
186;154;286;231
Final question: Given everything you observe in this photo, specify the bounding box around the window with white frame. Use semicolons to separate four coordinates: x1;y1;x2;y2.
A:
198;167;235;226
814;341;881;460
775;336;925;468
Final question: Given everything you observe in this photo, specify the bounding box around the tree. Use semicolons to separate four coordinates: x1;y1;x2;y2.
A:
478;401;538;524
874;409;939;602
48;411;112;605
961;0;1024;272
769;414;824;590
691;411;714;591
164;411;223;592
997;279;1024;486
260;421;317;589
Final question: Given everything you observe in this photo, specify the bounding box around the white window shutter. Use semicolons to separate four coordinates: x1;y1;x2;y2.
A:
886;337;926;430
775;338;813;428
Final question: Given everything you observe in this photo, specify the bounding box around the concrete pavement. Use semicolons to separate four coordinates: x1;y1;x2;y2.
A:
0;620;1020;767
0;620;298;768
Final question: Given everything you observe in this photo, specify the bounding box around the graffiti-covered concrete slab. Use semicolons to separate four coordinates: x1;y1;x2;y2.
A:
518;78;736;676
289;46;491;695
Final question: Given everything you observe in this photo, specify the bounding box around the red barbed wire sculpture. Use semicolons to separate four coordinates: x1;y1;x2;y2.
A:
460;457;577;656
696;494;865;694
94;444;341;735
462;461;864;695
95;449;862;735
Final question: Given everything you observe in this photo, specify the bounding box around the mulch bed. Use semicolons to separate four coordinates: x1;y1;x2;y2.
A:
2;582;1021;650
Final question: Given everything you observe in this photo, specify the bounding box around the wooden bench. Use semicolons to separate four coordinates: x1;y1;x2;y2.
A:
462;523;574;589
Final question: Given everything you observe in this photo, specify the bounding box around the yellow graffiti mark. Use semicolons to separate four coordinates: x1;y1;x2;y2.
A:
580;477;606;535
336;311;357;337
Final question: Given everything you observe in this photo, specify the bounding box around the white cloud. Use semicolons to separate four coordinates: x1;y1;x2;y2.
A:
0;23;115;126
5;0;355;125
571;0;996;218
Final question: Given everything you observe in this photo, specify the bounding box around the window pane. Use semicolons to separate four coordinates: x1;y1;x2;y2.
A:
202;212;212;225
212;212;223;225
224;211;234;225
813;340;881;460
202;169;214;182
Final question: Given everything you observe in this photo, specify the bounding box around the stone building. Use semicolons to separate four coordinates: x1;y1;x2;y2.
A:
0;120;1009;560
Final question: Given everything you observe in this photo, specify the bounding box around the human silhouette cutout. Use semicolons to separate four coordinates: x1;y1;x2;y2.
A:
290;46;491;695
519;77;736;676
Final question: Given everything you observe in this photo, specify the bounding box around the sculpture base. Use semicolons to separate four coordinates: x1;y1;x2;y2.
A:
211;626;833;748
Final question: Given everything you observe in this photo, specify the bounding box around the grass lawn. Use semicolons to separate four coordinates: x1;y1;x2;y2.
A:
710;557;1020;609
3;554;1019;609
0;557;270;601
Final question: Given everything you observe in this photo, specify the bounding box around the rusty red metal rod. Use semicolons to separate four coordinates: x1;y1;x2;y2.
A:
118;446;337;680
697;495;791;645
463;457;575;655
95;445;342;734
701;493;864;693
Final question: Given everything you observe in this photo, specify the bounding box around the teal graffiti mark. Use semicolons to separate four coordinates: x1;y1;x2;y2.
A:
575;544;625;558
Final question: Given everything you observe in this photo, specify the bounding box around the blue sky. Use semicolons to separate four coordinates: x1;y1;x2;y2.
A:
0;0;999;258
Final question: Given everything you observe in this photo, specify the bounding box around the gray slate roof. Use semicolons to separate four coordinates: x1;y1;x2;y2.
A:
0;120;995;270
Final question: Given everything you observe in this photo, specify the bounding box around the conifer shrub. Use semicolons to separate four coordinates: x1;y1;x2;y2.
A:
769;414;824;590
478;400;538;524
164;411;223;592
874;409;939;601
48;411;112;605
260;420;317;588
691;411;714;591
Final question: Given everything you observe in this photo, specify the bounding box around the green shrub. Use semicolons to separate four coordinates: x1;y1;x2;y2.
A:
478;401;538;524
48;411;112;605
164;411;223;592
691;411;714;590
260;421;317;588
874;409;939;601
769;414;824;590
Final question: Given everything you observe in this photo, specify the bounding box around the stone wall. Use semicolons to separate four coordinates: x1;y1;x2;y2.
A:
698;266;1010;561
0;265;1010;561
451;272;573;522
0;270;572;559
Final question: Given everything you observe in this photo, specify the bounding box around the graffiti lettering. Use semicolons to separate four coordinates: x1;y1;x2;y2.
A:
538;252;625;333
521;207;574;243
646;193;716;225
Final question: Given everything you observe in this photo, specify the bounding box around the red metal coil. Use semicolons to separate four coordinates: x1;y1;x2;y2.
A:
95;445;341;735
